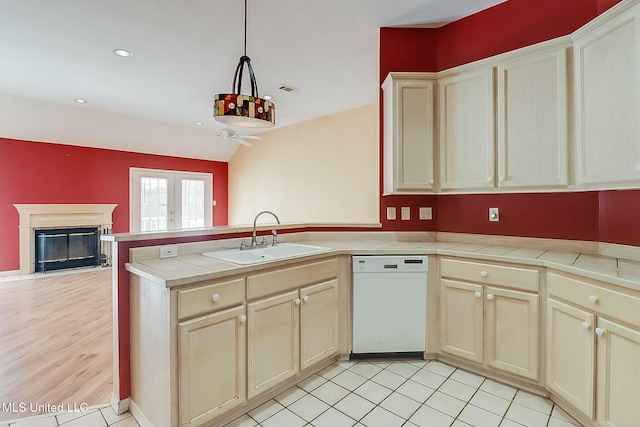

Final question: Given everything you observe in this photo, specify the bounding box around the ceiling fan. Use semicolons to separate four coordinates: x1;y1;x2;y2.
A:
218;127;261;146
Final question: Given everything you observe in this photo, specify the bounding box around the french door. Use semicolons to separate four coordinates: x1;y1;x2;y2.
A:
130;168;212;232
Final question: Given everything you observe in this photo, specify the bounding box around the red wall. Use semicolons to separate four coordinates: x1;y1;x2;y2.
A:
599;190;640;246
0;138;228;271
379;0;640;245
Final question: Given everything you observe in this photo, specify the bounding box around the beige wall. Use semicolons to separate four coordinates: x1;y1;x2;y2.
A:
228;103;379;226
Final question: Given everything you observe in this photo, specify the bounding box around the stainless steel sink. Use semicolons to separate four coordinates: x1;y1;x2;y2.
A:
202;243;331;265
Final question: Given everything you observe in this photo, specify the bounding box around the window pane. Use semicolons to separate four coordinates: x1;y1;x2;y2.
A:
140;177;168;231
181;179;205;228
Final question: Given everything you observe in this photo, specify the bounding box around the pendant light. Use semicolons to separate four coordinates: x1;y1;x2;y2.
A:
213;0;275;128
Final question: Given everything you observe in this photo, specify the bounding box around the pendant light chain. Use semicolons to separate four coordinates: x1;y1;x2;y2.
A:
243;0;247;57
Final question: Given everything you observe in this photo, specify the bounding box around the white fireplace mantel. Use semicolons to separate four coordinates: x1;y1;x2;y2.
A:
14;204;117;274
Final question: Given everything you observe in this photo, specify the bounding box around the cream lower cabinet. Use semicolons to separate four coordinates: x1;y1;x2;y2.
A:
439;279;484;363
247;291;300;399
300;280;339;370
178;306;246;427
247;279;340;399
546;298;596;418
439;258;540;382
246;258;340;400
547;271;640;426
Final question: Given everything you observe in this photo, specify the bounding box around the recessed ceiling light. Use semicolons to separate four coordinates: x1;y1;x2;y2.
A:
74;99;87;104
194;122;203;126
113;49;133;57
263;95;273;100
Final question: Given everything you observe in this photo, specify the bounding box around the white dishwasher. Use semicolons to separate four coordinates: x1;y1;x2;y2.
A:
352;255;428;356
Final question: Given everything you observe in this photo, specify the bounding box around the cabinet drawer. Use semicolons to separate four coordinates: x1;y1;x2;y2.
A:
440;258;539;292
547;271;640;328
248;258;338;301
178;277;245;320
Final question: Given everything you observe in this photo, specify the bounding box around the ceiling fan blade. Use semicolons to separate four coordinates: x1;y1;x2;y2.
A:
237;139;252;147
239;135;261;140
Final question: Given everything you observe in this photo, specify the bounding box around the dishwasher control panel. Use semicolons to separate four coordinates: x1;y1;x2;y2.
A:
353;255;428;272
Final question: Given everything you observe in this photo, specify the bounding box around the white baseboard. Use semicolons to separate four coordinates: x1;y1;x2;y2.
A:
129;400;154;427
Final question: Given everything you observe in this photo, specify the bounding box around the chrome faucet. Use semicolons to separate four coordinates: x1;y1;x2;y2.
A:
249;210;280;248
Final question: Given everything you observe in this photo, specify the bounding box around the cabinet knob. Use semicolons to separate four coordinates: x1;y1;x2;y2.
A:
581;322;590;330
239;315;247;323
295;298;301;305
474;291;482;299
428;179;435;185
212;294;220;303
595;327;605;336
486;293;494;301
635;164;640;172
589;295;598;303
499;176;505;182
486;177;493;183
303;295;309;302
480;271;488;278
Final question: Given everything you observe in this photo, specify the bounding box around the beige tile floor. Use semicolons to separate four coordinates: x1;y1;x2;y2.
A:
224;359;584;427
0;404;139;427
3;359;584;427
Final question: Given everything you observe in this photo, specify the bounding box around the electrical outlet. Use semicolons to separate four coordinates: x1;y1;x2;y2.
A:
401;207;411;220
386;206;396;220
160;245;178;258
419;207;432;220
489;207;499;222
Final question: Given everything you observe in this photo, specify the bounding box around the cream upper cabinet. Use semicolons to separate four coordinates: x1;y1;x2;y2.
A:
573;4;640;188
382;73;436;194
438;68;495;191
300;279;339;370
178;306;246;427
247;290;300;399
496;47;569;189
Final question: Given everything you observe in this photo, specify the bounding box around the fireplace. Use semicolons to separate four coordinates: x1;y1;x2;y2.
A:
13;204;117;275
35;227;101;273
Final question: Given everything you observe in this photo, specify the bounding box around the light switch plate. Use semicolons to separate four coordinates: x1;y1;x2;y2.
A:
160;245;178;258
419;207;432;220
386;207;396;220
401;207;411;220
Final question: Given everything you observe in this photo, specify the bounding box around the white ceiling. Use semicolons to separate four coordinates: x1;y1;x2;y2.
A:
0;0;505;162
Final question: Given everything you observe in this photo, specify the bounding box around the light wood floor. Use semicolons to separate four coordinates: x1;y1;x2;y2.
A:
0;268;112;421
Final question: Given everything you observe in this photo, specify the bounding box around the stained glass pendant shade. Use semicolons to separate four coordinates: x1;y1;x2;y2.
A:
213;0;275;128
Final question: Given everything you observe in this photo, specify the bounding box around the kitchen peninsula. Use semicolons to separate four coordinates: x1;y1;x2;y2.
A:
111;226;640;427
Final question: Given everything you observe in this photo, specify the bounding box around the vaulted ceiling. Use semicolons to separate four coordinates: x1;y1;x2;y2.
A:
0;0;505;161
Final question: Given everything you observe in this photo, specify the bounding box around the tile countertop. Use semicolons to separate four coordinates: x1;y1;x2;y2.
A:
125;239;640;292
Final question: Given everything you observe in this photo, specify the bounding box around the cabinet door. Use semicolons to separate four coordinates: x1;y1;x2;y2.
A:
247;290;300;399
485;287;539;381
439;68;495;190
574;6;640;187
178;306;246;427
300;279;339;370
439;279;484;363
382;74;436;194
546;298;596;419
497;48;569;189
596;318;640;427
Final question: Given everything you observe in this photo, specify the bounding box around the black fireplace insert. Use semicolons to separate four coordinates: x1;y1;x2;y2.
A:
35;227;100;273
